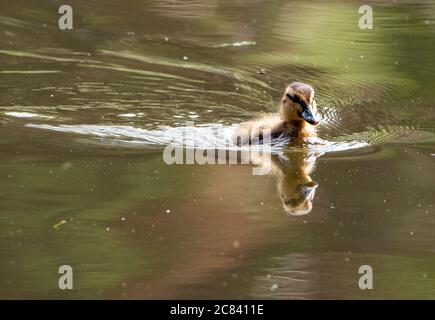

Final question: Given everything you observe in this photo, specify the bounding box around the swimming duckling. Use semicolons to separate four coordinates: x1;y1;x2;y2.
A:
235;82;320;145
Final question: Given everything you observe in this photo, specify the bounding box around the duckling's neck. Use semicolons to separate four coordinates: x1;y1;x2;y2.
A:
282;119;316;138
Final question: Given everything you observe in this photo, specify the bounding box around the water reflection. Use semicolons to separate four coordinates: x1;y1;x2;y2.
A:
250;151;321;216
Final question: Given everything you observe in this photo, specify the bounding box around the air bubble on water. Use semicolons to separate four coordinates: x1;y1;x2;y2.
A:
270;284;279;291
233;240;240;248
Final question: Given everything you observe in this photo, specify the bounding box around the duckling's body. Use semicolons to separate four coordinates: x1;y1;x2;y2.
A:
237;114;316;141
234;82;320;145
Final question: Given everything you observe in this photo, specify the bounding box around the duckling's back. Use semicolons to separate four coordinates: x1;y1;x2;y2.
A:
234;114;284;146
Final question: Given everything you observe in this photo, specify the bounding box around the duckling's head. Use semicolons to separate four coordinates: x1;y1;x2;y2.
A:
280;82;320;126
280;180;318;216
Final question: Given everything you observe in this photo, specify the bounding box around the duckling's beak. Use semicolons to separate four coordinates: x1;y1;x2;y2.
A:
300;181;318;200
300;108;319;126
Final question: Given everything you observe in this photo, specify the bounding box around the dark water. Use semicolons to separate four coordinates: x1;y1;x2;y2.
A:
1;0;435;299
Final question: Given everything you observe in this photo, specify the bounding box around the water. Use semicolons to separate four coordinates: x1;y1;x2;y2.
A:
0;0;434;299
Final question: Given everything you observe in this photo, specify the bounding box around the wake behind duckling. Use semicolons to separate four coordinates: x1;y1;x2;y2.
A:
26;122;368;154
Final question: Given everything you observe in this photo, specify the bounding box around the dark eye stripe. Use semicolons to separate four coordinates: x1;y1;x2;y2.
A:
286;94;308;108
286;93;299;103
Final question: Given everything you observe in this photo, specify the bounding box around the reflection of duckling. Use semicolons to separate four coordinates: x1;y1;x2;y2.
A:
272;153;319;216
235;82;320;145
249;151;320;216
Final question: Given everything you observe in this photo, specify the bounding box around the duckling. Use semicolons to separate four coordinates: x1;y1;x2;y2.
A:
235;82;320;145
